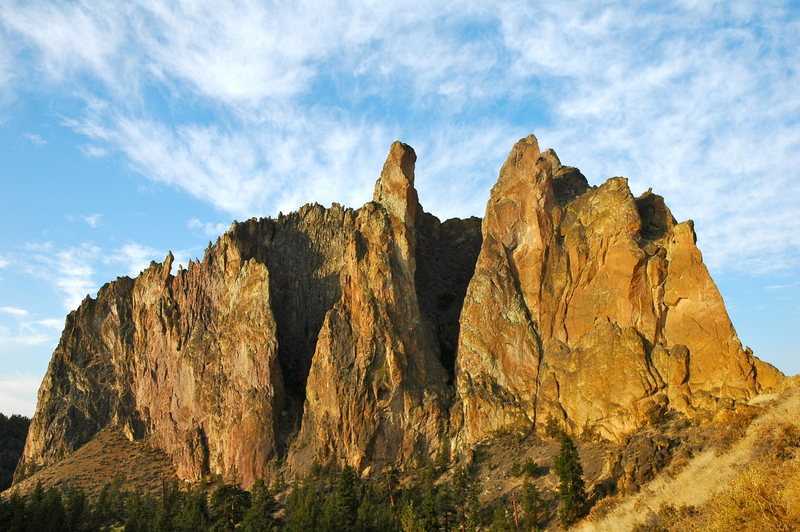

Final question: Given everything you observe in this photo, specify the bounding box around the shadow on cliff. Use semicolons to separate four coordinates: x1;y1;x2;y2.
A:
228;213;344;451
416;213;483;384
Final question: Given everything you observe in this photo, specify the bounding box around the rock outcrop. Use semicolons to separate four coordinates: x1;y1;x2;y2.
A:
287;143;450;472
16;134;782;488
453;135;782;446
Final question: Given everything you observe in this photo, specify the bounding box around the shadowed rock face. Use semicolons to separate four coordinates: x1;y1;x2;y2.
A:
18;135;782;486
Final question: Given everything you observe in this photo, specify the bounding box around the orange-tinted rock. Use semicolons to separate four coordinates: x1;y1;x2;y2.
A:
288;143;449;473
454;134;782;445
18;134;783;488
18;242;284;488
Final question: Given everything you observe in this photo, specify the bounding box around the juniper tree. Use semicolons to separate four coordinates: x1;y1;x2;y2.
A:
522;480;546;530
554;433;587;527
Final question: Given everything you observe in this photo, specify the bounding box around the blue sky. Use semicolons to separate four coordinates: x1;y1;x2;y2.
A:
0;1;798;416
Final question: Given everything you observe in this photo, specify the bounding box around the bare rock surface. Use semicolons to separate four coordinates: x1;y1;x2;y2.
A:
17;134;782;488
453;135;782;446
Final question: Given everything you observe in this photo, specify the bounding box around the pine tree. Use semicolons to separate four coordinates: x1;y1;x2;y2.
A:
209;480;250;529
318;464;360;531
0;491;26;532
436;482;456;532
41;487;67;532
522;480;546;530
93;474;126;528
488;504;514;532
554;434;587;527
125;492;156;532
240;479;278;532
451;466;481;532
399;500;424;532
418;464;438;532
174;486;209;532
335;464;359;526
63;486;89;532
284;480;321;532
153;480;180;532
25;481;47;532
354;479;398;532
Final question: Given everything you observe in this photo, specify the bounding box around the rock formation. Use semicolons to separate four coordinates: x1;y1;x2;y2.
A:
15;135;782;488
453;135;782;446
287;143;450;472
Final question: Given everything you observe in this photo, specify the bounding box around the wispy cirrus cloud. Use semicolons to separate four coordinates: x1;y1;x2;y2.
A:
499;2;800;272
188;218;229;238
25;242;100;311
0;0;125;85
66;213;103;228
65;109;391;218
23;132;46;145
0;307;28;317
1;1;798;275
106;242;197;277
0;320;56;348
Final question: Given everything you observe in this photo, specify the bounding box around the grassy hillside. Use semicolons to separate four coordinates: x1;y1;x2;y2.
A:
577;378;800;531
5;427;176;500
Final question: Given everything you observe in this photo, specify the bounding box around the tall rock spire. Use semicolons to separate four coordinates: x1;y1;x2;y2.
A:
373;141;418;227
287;141;448;474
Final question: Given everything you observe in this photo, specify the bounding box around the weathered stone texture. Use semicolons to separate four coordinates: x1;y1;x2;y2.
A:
18;134;782;487
453;134;782;446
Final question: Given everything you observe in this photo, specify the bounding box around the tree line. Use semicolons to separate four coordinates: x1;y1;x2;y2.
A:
0;433;589;531
0;414;31;491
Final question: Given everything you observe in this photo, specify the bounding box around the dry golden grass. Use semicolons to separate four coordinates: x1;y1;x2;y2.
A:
693;458;800;532
2;427;176;499
575;380;800;532
709;405;762;453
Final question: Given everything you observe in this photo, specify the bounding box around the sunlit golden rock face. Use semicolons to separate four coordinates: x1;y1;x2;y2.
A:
18;135;782;487
453;135;782;447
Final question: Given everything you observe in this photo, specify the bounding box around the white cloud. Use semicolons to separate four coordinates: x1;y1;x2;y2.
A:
109;242;161;277
23;132;45;145
0;35;13;104
36;318;63;329
106;242;196;277
2;0;798;275
67;109;391;218
66;213;103;228
79;144;108;158
0;0;125;84
0;306;28;317
0;324;50;348
82;213;102;228
188;218;229;238
498;2;800;273
0;374;41;416
27;242;101;311
0;258;7;268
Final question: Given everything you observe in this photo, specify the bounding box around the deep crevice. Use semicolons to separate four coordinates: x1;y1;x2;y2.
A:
227;207;353;450
415;213;482;383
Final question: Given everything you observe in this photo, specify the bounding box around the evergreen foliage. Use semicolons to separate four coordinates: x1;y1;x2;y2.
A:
488;504;514;532
554;433;588;527
522;480;546;530
451;465;481;531
209;479;250;530
0;414;31;490
240;479;278;532
0;453;569;531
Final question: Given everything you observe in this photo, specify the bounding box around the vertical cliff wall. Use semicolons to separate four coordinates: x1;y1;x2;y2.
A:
16;134;782;487
453;135;781;446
